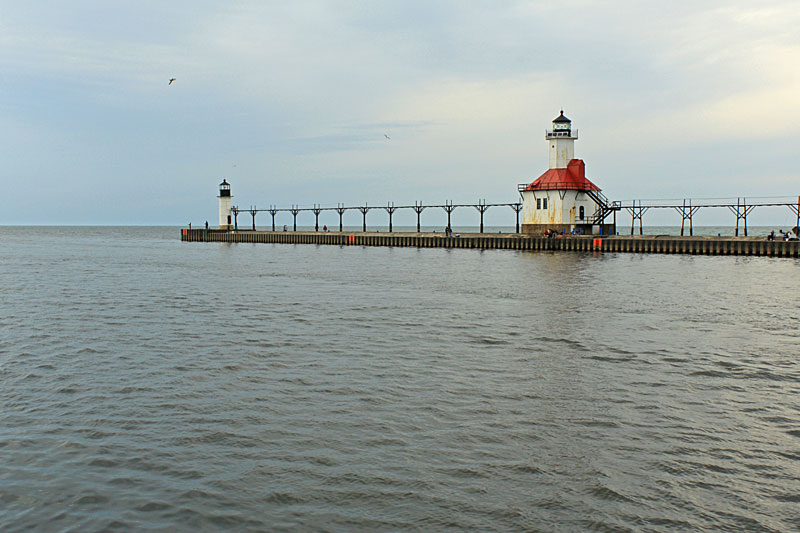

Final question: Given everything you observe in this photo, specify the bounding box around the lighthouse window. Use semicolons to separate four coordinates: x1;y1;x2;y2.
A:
537;198;542;210
543;198;548;209
579;205;585;219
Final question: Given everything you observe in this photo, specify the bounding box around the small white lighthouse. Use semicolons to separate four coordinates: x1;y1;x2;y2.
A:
519;111;616;235
218;179;233;230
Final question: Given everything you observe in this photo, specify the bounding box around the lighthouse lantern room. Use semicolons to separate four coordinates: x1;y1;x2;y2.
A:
218;179;233;230
519;111;616;235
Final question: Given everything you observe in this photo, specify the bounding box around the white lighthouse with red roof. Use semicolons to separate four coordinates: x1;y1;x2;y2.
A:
519;111;616;235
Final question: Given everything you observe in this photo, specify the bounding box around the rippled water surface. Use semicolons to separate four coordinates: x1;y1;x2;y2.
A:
1;226;798;532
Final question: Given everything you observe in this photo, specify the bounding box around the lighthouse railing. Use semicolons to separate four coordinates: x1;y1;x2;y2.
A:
518;182;606;193
545;129;578;139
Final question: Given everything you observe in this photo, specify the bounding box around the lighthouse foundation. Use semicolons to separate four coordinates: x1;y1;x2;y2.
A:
521;223;616;235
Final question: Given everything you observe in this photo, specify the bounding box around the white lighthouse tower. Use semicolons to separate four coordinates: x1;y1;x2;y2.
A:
218;179;233;230
549;110;576;169
519;111;617;235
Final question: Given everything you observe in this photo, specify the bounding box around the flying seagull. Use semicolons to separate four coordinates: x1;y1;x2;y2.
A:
168;78;176;85
384;134;390;140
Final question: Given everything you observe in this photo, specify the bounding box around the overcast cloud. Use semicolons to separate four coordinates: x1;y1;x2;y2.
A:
1;1;798;225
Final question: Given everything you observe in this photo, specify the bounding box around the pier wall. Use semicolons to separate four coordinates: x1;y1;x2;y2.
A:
181;229;799;257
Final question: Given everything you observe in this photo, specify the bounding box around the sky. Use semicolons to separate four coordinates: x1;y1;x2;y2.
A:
2;1;799;227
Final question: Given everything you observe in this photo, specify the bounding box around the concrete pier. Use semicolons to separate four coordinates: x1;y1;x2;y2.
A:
181;229;799;257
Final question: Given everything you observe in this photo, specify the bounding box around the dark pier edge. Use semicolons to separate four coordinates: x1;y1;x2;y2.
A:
180;229;800;258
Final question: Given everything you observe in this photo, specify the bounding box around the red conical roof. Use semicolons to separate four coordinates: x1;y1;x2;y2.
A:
522;159;600;191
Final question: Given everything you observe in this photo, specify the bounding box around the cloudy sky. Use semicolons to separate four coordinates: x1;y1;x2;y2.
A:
2;1;799;226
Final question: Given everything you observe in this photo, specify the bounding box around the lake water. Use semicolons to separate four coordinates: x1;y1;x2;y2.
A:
1;226;798;531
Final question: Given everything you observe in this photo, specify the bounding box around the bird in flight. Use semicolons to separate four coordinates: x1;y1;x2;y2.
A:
384;134;390;140
168;78;176;85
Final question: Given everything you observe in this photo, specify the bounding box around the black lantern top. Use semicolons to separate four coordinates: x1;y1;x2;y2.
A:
550;110;573;136
553;110;571;124
219;179;231;197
